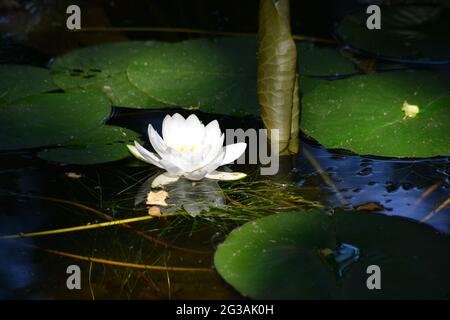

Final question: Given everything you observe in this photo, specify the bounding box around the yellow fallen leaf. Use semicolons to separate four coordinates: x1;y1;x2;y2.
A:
402;100;419;119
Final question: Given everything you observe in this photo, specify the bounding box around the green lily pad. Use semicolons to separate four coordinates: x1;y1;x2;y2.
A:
37;143;131;165
336;4;450;63
215;210;337;299
37;125;141;165
0;92;111;150
297;42;357;77
301;70;450;158
299;76;326;96
214;210;450;299
50;41;164;108
0;65;57;105
63;125;140;145
127;37;259;116
127;38;355;116
36;125;141;164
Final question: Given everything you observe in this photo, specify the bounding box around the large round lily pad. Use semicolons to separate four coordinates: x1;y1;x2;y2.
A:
301;70;450;158
37;125;141;164
0;92;111;150
0;65;57;105
127;37;259;116
336;4;450;63
127;38;356;116
297;42;356;77
50;41;164;108
299;76;326;96
37;143;132;165
214;210;450;299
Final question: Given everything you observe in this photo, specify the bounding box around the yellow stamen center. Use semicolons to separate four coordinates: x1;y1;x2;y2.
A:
176;145;198;153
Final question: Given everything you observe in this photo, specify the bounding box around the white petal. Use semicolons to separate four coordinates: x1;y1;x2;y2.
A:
158;146;198;173
183;114;205;143
154;148;185;175
162;113;184;147
127;144;145;161
171;113;186;125
183;149;225;181
203;120;221;146
221;142;247;165
151;172;180;188
183;170;209;181
168;160;194;174
161;114;173;140
179;150;204;172
148;125;169;157
194;150;226;177
151;117;197;173
200;133;224;167
131;142;164;168
159;159;184;175
204;147;226;171
205;171;247;181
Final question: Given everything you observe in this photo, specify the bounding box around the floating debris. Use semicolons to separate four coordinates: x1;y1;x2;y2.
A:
356;202;384;212
65;172;82;179
146;190;169;207
148;206;162;217
402;100;419;119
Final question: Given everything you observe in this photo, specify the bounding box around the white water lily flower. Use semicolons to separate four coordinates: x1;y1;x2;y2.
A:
127;113;247;188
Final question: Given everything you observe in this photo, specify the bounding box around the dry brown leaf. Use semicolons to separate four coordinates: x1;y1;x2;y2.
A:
146;190;169;207
356;202;384;212
148;206;162;217
65;172;82;179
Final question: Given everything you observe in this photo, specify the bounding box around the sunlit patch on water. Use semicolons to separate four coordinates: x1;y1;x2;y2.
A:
296;142;450;234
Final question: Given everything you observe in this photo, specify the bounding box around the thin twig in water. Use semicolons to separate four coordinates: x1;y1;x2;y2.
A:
1;192;210;255
413;180;443;207
421;197;449;222
89;261;95;300
0;215;159;239
302;148;347;207
14;241;213;273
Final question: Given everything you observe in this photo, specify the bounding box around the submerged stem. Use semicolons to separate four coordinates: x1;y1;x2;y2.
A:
0;215;159;239
14;241;212;273
1;192;210;255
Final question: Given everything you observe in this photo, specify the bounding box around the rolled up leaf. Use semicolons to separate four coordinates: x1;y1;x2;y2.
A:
257;0;299;155
289;75;300;154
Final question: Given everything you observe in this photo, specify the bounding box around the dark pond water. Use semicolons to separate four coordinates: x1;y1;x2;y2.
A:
0;0;449;299
0;108;448;299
